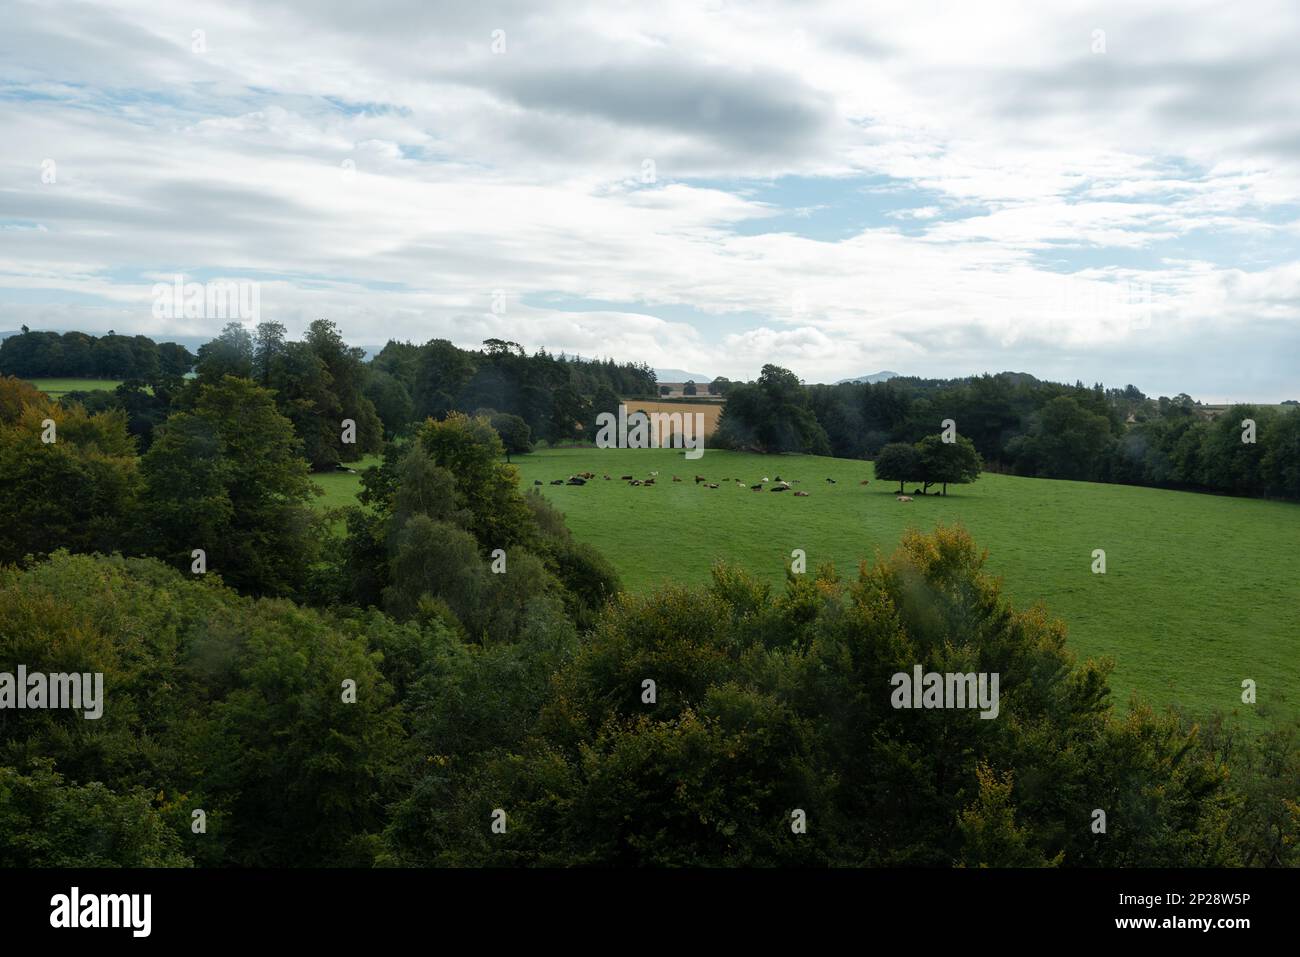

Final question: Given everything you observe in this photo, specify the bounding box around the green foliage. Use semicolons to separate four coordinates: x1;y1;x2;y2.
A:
245;320;384;470
2;526;1294;869
381;525;1253;866
0;551;404;867
522;489;621;629
1007;396;1114;480
195;322;254;383
916;433;983;494
139;375;318;596
365;369;414;440
304;319;384;465
715;364;831;454
383;516;487;627
957;764;1061;867
490;412;533;456
415;412;537;552
0;761;191;867
874;441;921;492
0;330;191;380
0;383;139;564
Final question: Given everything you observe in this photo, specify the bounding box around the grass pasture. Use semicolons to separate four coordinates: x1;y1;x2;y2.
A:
25;377;124;398
312;454;383;514
516;448;1300;725
313;445;1300;724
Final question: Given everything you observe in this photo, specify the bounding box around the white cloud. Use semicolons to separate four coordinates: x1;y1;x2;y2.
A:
0;0;1297;397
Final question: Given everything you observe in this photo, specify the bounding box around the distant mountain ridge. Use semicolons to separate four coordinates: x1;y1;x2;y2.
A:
654;368;711;382
835;370;900;384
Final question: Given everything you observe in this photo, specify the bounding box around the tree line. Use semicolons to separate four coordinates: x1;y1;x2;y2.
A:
366;336;656;448
715;365;1300;501
0;328;195;380
3;325;659;462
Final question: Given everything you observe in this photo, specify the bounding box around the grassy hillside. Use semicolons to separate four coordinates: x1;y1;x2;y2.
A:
516;448;1300;725
314;445;1300;724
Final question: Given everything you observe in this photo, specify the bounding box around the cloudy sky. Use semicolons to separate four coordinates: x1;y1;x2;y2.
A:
2;0;1299;399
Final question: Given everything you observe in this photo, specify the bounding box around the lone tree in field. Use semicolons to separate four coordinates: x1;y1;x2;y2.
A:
916;434;983;495
874;442;921;493
683;380;697;396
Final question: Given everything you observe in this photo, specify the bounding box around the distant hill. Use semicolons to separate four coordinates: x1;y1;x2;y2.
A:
654;368;712;383
835;370;900;384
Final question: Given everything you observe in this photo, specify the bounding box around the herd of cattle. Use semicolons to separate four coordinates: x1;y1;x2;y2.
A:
535;471;919;502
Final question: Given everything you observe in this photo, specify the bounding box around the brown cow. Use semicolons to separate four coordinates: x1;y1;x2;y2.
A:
794;490;810;497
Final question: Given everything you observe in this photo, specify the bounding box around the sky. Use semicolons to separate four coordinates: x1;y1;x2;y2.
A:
2;0;1298;401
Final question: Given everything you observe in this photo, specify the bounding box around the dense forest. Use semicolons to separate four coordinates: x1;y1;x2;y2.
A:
2;326;1299;867
715;365;1300;501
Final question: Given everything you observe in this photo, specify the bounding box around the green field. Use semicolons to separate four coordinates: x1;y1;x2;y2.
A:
26;377;124;397
312;454;383;512
317;446;1300;724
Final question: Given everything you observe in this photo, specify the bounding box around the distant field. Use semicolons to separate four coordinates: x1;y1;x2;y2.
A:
25;377;124;397
312;454;382;514
620;399;724;437
312;445;1300;724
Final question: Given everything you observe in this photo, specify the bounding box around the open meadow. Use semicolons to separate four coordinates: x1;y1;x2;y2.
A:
495;448;1299;725
315;445;1300;723
25;377;124;397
